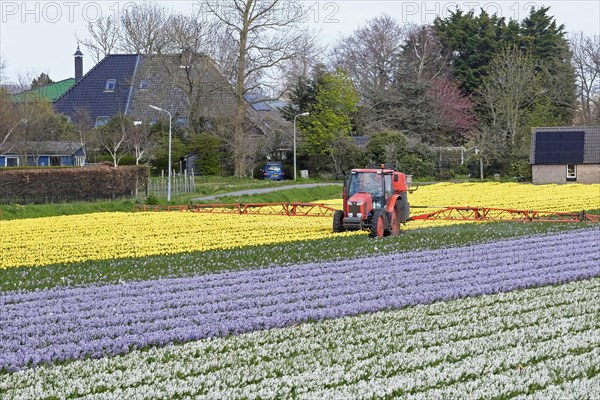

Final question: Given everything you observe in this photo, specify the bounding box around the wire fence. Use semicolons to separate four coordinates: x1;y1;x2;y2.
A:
148;170;196;198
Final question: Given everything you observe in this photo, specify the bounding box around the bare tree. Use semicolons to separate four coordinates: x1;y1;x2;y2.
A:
15;71;35;92
0;55;6;84
276;28;324;96
332;15;407;100
0;90;20;154
128;122;155;165
203;0;306;176
119;3;169;54
477;46;540;160
94;113;132;166
73;107;93;163
164;11;220;53
570;32;600;125
77;16;121;63
404;25;448;82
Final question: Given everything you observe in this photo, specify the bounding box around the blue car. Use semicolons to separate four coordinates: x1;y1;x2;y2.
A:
261;162;285;180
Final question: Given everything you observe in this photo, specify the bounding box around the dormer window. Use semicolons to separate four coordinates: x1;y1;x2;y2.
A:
95;116;109;127
139;80;149;89
105;79;116;91
176;116;188;127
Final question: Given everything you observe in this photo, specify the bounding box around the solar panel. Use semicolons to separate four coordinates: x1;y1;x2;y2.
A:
534;131;585;164
251;102;271;111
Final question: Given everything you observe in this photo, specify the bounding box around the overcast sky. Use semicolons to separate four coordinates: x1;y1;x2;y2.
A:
1;0;599;84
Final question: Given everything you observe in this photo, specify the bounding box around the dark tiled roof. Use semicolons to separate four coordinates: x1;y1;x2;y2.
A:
54;54;140;125
531;126;600;164
128;54;236;123
3;141;83;155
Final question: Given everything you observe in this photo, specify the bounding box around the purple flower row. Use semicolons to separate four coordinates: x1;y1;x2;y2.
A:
1;228;598;372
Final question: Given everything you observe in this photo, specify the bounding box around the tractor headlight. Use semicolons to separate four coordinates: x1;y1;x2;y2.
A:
352;201;363;206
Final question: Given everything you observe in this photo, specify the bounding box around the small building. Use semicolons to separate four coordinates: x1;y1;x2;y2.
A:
179;153;199;176
0;141;85;167
530;126;600;184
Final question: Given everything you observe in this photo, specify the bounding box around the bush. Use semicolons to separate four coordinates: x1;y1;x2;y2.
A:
145;194;159;205
191;134;222;176
435;169;455;181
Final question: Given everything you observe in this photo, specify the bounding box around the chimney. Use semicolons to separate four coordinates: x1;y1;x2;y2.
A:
74;44;83;82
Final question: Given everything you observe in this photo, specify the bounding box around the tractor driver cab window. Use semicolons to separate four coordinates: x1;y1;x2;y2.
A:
384;175;393;196
349;172;382;196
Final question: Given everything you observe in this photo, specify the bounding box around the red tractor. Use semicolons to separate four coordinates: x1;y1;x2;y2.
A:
333;165;410;238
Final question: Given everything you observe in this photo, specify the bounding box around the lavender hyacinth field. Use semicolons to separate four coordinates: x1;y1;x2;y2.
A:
1;228;599;371
1;226;599;399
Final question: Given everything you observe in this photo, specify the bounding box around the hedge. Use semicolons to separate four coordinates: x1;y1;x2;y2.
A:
0;165;148;204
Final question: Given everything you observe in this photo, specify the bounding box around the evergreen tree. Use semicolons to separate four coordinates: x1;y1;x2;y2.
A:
519;7;576;125
375;62;438;142
281;64;326;122
433;9;517;94
30;73;53;89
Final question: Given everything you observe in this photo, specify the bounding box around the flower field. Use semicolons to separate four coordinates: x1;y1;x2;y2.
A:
1;182;598;269
0;182;599;399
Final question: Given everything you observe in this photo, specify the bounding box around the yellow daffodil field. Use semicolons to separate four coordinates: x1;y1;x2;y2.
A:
1;181;599;399
1;182;598;269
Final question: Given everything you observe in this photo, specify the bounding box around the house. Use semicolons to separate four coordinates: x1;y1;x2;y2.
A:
54;50;239;128
530;126;600;184
0;141;85;167
53;48;291;141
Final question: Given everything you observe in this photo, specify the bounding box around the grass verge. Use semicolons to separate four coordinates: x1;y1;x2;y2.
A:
0;184;341;220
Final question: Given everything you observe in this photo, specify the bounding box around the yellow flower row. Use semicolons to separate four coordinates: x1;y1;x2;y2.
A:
409;182;600;212
0;213;361;269
0;182;598;269
320;182;599;213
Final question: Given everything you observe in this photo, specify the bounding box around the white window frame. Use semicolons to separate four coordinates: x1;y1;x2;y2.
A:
105;79;116;91
176;116;188;127
566;164;577;181
5;156;19;167
75;155;85;167
95;116;109;127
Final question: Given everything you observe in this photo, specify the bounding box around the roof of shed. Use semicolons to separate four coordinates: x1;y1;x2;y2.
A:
1;141;83;155
531;126;600;164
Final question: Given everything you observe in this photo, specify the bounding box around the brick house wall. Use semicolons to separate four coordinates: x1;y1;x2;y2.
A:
532;164;600;184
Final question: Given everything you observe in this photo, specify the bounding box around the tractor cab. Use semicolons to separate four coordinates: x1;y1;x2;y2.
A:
347;170;391;210
333;165;410;237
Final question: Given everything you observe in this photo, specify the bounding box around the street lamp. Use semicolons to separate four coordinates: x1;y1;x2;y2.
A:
149;105;172;201
293;112;309;180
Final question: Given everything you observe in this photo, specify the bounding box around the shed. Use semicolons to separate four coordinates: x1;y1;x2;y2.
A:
0;141;85;167
179;153;199;175
530;126;600;184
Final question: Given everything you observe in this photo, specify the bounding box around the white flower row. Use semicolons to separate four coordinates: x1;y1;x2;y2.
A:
2;277;598;399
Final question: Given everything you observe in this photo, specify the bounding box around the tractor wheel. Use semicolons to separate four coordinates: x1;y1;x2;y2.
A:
333;210;345;233
370;210;386;238
390;207;401;236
